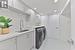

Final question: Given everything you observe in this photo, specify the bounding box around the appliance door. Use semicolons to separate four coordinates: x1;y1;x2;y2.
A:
42;27;46;40
35;28;43;49
35;26;46;49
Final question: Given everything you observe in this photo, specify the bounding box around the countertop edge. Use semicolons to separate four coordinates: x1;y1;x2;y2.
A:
0;29;34;42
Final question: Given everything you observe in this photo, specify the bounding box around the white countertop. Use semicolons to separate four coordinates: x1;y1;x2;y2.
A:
0;29;34;42
0;25;43;42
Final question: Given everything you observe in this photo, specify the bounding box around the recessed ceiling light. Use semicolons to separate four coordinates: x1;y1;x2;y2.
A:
34;8;37;10
54;0;58;3
54;9;57;12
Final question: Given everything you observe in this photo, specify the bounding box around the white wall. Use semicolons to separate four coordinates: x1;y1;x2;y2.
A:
71;0;75;41
71;0;75;50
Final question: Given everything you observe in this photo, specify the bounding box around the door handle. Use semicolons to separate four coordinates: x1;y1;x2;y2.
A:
67;39;74;45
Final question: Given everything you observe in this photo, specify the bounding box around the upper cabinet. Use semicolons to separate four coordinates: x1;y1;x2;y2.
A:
13;0;25;11
8;0;13;7
8;0;25;12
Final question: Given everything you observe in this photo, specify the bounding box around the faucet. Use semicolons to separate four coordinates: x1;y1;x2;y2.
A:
19;15;28;32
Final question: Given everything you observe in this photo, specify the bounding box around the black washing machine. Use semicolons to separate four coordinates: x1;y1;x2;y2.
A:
35;26;46;49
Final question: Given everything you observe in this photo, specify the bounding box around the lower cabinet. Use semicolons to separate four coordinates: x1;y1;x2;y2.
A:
0;31;34;50
17;31;34;50
0;38;16;50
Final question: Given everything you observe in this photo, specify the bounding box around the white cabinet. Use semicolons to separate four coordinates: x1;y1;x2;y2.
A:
8;0;14;7
12;0;25;11
0;38;16;50
17;31;34;50
0;31;34;50
8;0;25;12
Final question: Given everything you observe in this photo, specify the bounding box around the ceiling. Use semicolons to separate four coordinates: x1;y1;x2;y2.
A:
21;0;70;16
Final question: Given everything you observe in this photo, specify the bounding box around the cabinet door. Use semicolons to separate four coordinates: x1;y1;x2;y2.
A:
27;31;34;50
17;31;34;50
8;0;14;7
0;38;16;50
13;0;25;11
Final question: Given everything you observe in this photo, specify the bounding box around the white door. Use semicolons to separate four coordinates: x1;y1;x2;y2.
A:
0;38;16;50
47;15;71;40
47;15;59;39
47;15;71;50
